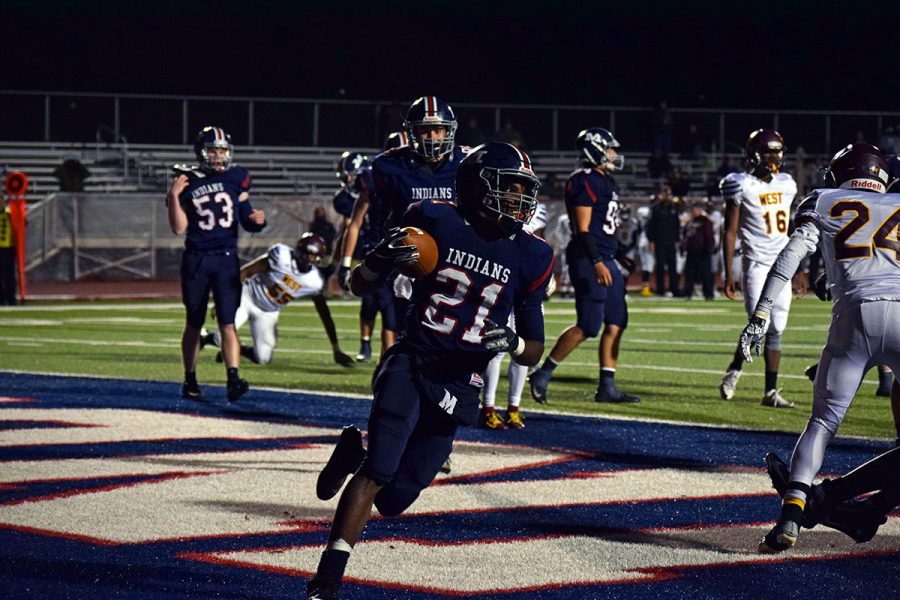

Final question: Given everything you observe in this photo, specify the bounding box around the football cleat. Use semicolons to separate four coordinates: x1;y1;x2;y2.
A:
804;363;818;382
758;519;800;553
316;426;366;501
761;388;794;408
306;578;341;600
199;328;213;350
479;407;507;430
214;351;224;364
529;368;553;404
226;378;249;403
640;284;654;297
356;340;372;363
439;455;452;474
595;387;640;403
764;452;791;496
505;409;525;429
875;383;892;397
181;381;204;402
719;369;742;400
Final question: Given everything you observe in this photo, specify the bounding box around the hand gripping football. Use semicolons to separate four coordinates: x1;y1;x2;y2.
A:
395;226;438;278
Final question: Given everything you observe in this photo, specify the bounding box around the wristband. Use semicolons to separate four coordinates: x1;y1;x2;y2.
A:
341;256;352;268
511;336;526;357
577;231;601;263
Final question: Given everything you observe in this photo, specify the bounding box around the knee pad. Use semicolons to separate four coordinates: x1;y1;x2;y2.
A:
765;331;782;351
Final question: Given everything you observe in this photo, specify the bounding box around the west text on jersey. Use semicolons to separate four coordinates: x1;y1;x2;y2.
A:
446;247;511;283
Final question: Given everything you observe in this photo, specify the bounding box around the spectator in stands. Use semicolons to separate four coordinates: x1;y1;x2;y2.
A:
717;156;740;179
680;199;715;300
646;184;682;297
878;125;900;155
679;123;705;160
0;192;16;305
668;167;691;198
309;206;337;253
541;172;565;200
456;117;487;147
497;121;526;151
652;100;674;157
647;150;673;180
53;154;90;192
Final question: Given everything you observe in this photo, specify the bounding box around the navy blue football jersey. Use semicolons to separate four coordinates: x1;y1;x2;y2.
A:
353;165;381;254
332;188;355;219
399;199;554;377
177;165;264;251
368;146;465;235
565;168;621;258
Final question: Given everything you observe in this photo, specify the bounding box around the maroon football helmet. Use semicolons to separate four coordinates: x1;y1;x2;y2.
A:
745;129;785;174
295;232;326;271
824;143;890;192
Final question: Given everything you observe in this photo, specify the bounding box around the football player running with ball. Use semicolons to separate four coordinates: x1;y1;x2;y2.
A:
305;143;553;600
167;126;266;403
738;143;900;552
719;129;798;408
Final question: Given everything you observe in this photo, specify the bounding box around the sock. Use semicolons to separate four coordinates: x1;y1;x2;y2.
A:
600;368;616;391
240;345;259;363
541;357;559;373
315;548;350;583
779;500;805;524
361;336;370;343
765;371;778;392
879;370;893;389
226;367;239;384
727;355;743;372
184;371;197;385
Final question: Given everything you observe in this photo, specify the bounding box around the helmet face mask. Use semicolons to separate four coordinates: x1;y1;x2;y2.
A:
295;232;326;272
457;143;540;235
194;126;233;172
823;143;890;193
745;129;784;175
403;96;457;160
576;128;624;171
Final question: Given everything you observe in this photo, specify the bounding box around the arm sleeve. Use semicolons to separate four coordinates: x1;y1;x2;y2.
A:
719;173;742;204
753;221;820;319
239;199;266;232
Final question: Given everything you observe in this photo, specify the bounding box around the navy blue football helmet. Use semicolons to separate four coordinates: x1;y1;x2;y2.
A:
824;143;890;193
457;142;541;233
194;126;233;171
383;130;410;151
403;96;457;160
335;151;369;186
575;128;624;170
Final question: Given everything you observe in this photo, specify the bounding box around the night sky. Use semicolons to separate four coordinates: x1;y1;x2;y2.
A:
7;0;900;112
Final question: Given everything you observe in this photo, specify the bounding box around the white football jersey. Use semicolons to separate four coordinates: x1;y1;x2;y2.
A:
796;189;900;314
720;171;797;264
524;202;548;234
245;243;324;312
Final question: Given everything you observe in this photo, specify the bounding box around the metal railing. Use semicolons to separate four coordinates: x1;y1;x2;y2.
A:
4;90;900;156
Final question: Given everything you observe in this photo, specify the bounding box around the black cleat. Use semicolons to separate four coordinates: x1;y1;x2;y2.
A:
306;577;341;600
214;351;224;364
199;328;215;350
356;340;372;363
529;368;552;404
758;519;800;553
226;378;249;402
181;381;204;402
594;388;640;403
804;363;818;382
316;426;366;501
764;452;791;496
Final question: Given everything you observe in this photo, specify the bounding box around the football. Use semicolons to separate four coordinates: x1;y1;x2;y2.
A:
395;226;438;278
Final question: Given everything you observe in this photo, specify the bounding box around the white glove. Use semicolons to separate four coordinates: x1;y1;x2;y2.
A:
740;315;767;363
393;273;413;299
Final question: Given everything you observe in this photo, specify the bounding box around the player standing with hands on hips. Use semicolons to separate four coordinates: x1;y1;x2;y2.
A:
167;126;266;402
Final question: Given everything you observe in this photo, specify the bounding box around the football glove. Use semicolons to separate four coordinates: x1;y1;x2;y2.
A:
813;272;831;302
365;227;419;274
481;318;522;355
740;315;767;363
338;265;352;291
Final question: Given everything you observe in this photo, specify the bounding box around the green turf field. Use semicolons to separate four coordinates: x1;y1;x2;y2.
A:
0;295;894;440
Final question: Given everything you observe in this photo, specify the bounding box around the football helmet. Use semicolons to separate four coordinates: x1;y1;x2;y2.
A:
295;232;327;272
824;143;890;193
383;130;410;151
194;126;233;172
335;151;368;186
745;129;785;174
403;96;457;160
456;142;541;234
575;128;624;170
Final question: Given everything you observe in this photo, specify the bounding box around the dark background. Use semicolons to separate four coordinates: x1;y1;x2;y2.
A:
3;1;899;150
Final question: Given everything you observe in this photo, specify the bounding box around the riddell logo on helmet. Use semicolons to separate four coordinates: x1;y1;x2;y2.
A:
849;179;884;191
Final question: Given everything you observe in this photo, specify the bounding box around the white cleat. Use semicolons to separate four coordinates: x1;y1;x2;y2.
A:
761;388;795;408
719;369;742;400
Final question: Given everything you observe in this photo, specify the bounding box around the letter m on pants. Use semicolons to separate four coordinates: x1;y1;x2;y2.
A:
438;390;457;415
